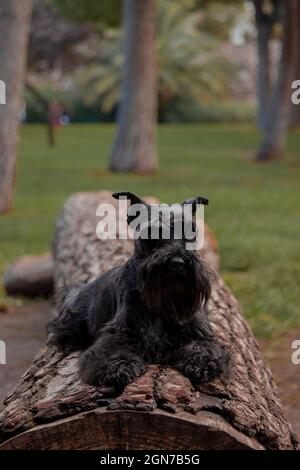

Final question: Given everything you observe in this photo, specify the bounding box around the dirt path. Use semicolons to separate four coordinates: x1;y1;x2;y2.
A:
0;301;299;440
261;329;300;439
0;301;52;408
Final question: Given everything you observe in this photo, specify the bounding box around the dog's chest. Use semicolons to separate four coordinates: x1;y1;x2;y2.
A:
135;316;177;362
140;320;161;357
125;289;182;361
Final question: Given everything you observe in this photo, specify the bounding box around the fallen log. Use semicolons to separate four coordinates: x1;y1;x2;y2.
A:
0;191;297;450
3;253;54;298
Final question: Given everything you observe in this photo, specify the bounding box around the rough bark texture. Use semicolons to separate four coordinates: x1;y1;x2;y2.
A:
256;0;300;161
0;0;33;213
3;253;54;298
109;0;157;173
0;192;298;450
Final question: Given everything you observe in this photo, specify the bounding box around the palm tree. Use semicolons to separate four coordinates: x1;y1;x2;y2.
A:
77;0;233;172
157;2;230;108
78;2;231;114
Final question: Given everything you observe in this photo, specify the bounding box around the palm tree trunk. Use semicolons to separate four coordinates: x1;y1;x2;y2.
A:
256;0;300;161
0;0;33;213
109;0;157;173
290;9;300;129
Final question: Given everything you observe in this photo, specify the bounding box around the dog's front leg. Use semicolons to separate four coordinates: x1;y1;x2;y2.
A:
174;340;230;384
79;334;146;389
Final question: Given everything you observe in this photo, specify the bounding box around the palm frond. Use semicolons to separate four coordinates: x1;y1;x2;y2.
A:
75;0;235;112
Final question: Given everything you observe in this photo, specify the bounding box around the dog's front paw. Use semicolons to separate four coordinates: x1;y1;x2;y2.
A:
79;349;146;389
104;355;146;389
184;357;222;383
178;347;229;384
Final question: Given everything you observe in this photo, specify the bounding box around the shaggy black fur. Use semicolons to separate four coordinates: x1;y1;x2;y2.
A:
48;192;229;389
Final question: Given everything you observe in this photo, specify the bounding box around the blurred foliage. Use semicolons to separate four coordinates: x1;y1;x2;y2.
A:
29;0;90;72
50;0;121;28
47;0;247;116
38;0;248;121
50;0;244;33
75;1;237;114
161;97;255;123
25;86;255;124
183;0;245;39
24;85;116;123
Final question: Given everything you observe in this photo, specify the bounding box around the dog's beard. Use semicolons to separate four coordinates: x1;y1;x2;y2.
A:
138;248;211;324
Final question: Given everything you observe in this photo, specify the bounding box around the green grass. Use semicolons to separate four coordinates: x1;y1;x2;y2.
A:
0;123;299;338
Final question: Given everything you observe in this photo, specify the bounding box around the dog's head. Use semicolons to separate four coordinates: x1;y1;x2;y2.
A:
113;192;213;324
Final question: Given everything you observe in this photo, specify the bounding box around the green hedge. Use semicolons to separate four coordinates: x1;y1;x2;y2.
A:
25;89;255;124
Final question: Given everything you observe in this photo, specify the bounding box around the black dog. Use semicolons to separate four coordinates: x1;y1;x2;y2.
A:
48;192;229;389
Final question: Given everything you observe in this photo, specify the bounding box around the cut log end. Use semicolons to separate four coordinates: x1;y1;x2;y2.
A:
3;253;54;298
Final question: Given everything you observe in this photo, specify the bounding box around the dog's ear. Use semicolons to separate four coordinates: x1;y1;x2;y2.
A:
182;196;209;216
113;192;147;225
112;192;145;206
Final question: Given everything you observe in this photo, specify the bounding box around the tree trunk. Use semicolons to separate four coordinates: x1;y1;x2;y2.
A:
290;95;300;128
109;0;157;173
0;0;33;213
290;9;300;129
254;1;273;131
0;192;297;450
256;0;300;161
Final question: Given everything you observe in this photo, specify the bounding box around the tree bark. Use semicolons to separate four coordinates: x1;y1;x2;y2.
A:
0;192;297;450
256;0;300;161
253;0;274;131
0;0;33;213
290;9;300;129
109;0;158;173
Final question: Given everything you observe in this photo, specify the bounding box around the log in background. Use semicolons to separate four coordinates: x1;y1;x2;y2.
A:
0;191;298;450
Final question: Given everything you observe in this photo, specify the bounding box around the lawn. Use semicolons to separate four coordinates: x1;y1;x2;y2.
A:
0;123;299;338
